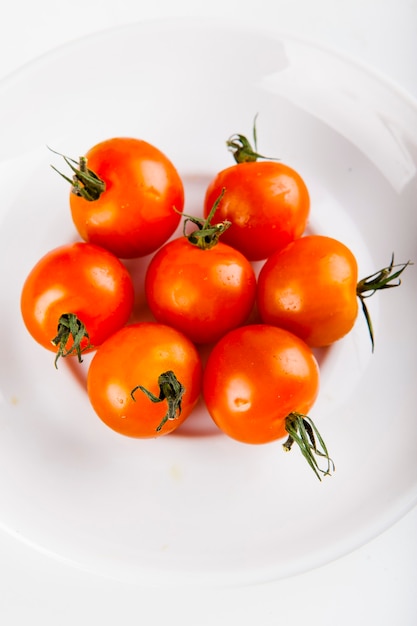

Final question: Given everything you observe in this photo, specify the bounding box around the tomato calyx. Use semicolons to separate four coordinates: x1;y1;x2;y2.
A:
226;134;271;164
51;313;92;368
283;413;335;481
131;370;185;432
181;188;231;250
49;148;106;201
226;114;279;164
356;254;412;352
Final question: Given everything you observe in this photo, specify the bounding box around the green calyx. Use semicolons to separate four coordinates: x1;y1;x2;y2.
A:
51;313;92;368
356;254;412;352
226;113;279;163
180;187;231;250
131;370;185;433
49;147;106;201
283;413;335;481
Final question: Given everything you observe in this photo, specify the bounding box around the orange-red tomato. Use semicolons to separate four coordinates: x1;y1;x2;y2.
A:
257;235;359;347
203;161;310;261
87;323;202;438
203;324;320;444
20;242;134;365
68;137;184;258
145;236;257;344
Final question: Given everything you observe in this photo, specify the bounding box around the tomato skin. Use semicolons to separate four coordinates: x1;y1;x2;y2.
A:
87;323;202;438
203;161;310;261
203;324;320;444
257;235;359;347
69;137;184;259
144;237;257;344
20;242;134;355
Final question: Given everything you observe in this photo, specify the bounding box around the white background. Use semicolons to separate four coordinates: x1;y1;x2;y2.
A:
0;1;416;624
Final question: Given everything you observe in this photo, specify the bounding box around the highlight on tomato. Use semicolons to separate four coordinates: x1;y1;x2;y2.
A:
51;137;185;259
87;322;202;438
203;119;310;261
202;324;333;480
20;242;135;367
257;234;411;350
144;191;257;344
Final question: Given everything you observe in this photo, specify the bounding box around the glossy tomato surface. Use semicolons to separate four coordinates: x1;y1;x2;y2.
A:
69;137;184;258
203;161;310;261
87;322;202;437
20;242;134;359
145;237;257;344
203;324;320;444
257;235;359;347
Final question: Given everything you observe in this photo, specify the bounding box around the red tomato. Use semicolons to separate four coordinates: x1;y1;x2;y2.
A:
203;160;310;261
257;236;410;349
144;236;257;344
20;242;134;366
203;324;332;479
87;323;202;438
257;235;358;347
60;137;184;258
203;324;319;443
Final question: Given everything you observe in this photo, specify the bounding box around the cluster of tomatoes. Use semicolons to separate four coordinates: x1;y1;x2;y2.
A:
20;126;409;480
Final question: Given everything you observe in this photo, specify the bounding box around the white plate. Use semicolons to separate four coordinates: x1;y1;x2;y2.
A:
0;18;416;586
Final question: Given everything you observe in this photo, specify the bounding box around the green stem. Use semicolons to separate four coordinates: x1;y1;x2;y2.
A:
51;313;92;368
49;147;106;201
226;114;279;163
180;188;231;249
283;413;334;481
131;370;185;432
356;254;412;352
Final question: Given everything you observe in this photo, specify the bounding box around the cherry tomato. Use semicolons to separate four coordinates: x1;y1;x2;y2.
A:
56;137;184;259
203;324;334;480
145;234;257;344
203;324;332;478
87;322;202;438
258;236;410;349
257;235;358;347
20;242;134;366
203;145;310;261
203;324;319;443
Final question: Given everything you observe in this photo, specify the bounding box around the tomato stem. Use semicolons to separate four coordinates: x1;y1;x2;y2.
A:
50;313;92;368
283;413;334;481
49;147;106;201
356;254;412;352
180;188;231;250
226;114;279;163
131;370;185;432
